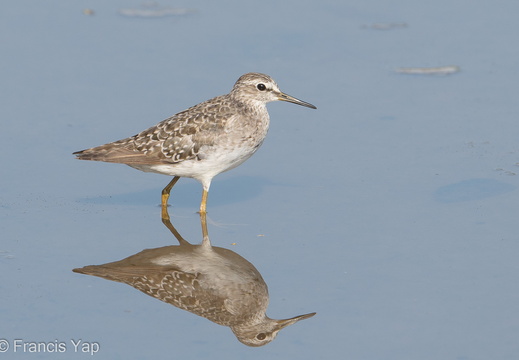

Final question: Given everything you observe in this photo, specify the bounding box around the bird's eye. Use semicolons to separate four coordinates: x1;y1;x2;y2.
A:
257;83;266;91
256;333;267;340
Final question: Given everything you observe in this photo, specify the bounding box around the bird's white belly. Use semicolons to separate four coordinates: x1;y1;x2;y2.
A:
131;145;259;188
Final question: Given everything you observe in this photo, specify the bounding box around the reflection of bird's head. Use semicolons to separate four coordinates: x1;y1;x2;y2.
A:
231;312;316;347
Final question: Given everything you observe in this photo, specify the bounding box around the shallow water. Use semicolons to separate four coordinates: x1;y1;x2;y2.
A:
2;0;519;359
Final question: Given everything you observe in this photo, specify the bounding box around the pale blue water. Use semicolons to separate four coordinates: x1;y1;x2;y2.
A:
2;1;519;359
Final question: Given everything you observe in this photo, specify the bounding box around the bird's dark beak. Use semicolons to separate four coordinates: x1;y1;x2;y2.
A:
277;91;317;109
276;312;316;330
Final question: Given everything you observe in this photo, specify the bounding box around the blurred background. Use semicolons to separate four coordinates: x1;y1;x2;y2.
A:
1;1;519;359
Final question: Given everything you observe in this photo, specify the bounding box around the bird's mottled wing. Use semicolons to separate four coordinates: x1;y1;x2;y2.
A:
74;96;231;165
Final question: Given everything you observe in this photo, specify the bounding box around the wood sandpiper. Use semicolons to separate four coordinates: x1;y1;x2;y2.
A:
73;73;316;213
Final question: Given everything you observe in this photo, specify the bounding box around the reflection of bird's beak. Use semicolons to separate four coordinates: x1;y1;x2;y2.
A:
277;312;317;329
277;91;317;109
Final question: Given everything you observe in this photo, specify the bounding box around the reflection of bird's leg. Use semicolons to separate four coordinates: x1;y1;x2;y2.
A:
161;176;180;213
199;211;211;247
161;199;190;246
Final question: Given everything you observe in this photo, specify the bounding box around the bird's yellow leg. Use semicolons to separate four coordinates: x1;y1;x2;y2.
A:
199;189;208;214
161;176;180;217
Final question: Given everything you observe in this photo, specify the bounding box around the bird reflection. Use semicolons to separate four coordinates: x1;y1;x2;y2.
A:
73;208;315;346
